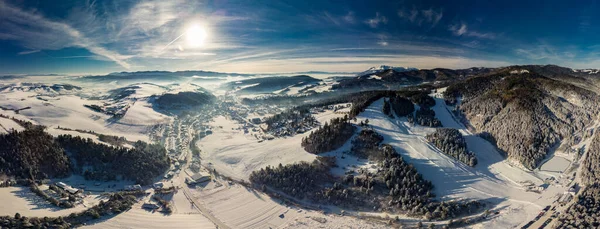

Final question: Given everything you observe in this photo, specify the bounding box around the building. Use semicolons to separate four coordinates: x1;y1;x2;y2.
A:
250;118;262;124
558;192;574;205
142;203;160;210
56;182;80;194
124;184;142;191
153;182;164;190
191;172;211;184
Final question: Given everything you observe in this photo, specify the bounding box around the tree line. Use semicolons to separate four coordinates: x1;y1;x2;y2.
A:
426;128;477;167
0;120;169;185
56;135;170;185
301;117;356;154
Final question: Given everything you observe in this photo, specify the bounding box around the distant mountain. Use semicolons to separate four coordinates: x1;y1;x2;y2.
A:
334;67;493;91
0;83;81;95
223;75;322;94
76;70;253;83
356;65;418;77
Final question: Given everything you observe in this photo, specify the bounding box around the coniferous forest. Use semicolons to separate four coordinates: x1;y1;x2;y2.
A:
0;127;71;180
301;117;356;154
0;122;169;184
426;128;477;167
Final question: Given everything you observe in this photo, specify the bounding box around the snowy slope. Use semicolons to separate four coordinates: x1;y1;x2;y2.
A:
354;98;566;228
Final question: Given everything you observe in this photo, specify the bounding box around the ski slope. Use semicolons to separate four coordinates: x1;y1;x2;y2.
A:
354;98;566;228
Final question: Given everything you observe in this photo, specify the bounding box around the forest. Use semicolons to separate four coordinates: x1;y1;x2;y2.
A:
263;108;318;137
426;128;477;167
555;133;600;227
442;72;599;170
580;132;600;185
254;126;483;220
554;184;600;228
56;135;170;185
390;95;415;117
0;127;71;180
0;117;169;184
301;117;356;154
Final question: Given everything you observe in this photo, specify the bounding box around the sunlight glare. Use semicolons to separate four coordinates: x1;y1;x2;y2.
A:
186;24;208;47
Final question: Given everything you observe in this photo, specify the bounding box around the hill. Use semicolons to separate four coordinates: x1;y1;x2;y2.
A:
443;71;599;169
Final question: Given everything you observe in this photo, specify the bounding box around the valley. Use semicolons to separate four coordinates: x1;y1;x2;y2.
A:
0;65;599;228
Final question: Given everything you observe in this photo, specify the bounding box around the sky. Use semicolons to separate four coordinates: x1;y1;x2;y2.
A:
1;0;600;75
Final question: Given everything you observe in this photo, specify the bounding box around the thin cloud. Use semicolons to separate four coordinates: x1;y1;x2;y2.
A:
0;1;131;68
17;50;41;55
449;22;495;39
343;11;355;24
449;23;468;36
365;12;388;28
398;7;443;27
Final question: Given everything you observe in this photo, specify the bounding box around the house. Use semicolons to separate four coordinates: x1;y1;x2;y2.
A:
142;203;160;210
153;182;164;190
190;172;211;184
56;182;80;194
124;184;142;191
250;118;262;124
558;193;573;205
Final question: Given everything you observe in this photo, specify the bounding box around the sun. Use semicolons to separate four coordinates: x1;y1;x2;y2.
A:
186;25;208;47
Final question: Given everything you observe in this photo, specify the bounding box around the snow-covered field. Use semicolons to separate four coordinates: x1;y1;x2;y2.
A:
0;89;151;141
198;116;316;181
0;116;24;133
0;186;105;217
190;177;385;229
82;201;216;229
198;109;346;181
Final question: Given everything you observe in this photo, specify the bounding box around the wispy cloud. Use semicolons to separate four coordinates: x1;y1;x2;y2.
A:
17;49;40;55
449;22;495;39
343;11;355;24
449;23;468;36
0;1;131;68
365;12;388;28
398;7;443;27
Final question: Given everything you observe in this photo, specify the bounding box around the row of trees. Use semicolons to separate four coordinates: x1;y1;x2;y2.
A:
30;185;74;208
56;135;170;185
408;107;442;127
301;117;356;154
249;156;335;199
426;128;477;167
0;192;143;228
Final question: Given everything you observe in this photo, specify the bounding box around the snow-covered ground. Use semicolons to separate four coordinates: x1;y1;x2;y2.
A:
350;97;566;228
198;109;347;181
198;116;316;181
0;186;105;217
0;89;151;141
0;116;24;133
82;200;216;229
190;177;386;229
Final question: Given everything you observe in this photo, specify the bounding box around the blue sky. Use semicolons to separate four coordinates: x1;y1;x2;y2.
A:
1;0;599;74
